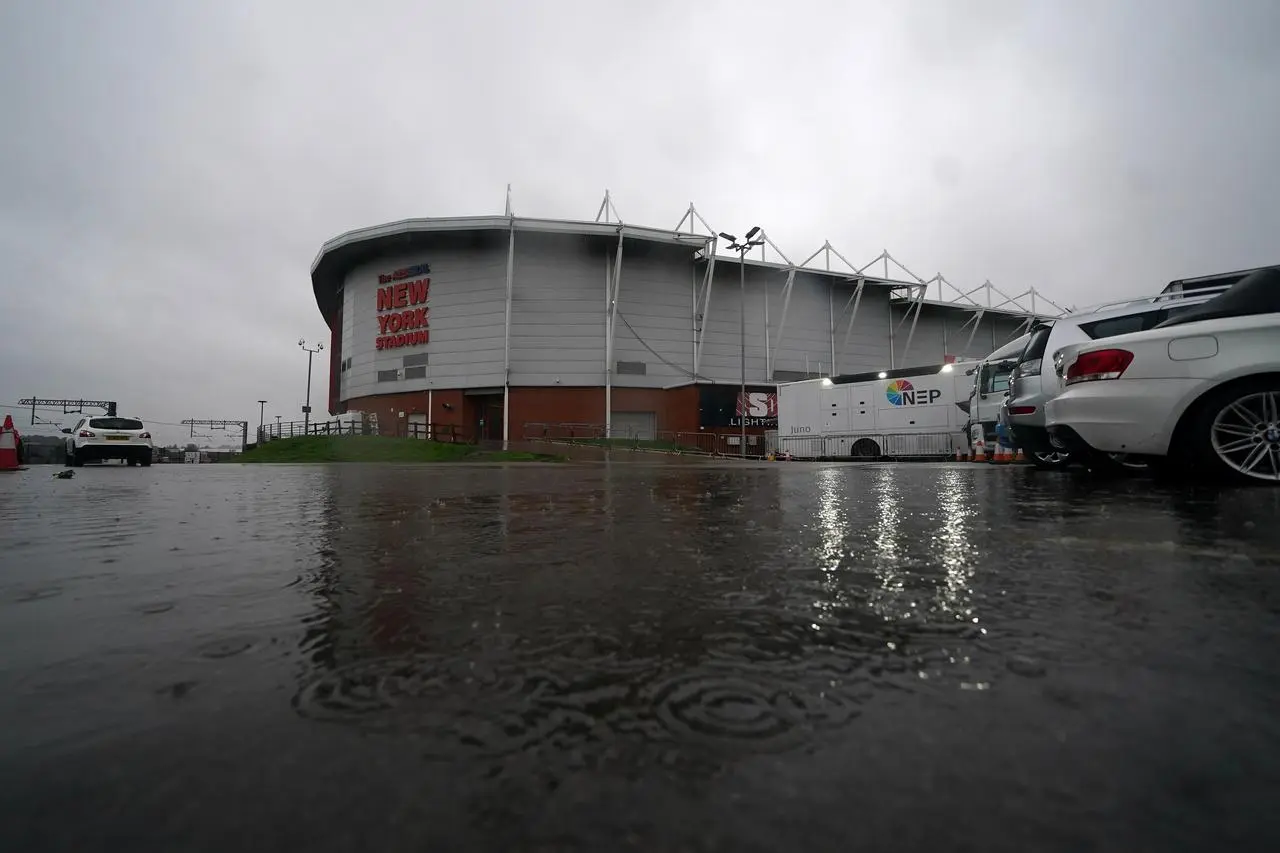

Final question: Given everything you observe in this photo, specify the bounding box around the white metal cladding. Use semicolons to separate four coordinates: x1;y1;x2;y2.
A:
507;233;608;387
339;287;354;402
782;271;892;377
331;235;1032;403
696;262;770;383
888;305;1033;365
340;247;507;400
608;246;707;388
320;206;1061;407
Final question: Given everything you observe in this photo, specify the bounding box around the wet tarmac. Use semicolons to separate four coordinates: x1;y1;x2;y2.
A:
2;461;1279;852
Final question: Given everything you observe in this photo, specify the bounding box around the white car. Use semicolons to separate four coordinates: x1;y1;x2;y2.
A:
63;416;154;467
1046;266;1280;484
1003;267;1256;470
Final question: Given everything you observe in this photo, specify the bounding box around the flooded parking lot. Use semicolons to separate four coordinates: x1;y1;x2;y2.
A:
2;461;1280;851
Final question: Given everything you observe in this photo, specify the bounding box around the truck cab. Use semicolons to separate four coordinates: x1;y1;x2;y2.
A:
965;333;1031;452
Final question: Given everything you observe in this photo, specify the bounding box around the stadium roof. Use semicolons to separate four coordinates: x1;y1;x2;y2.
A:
310;189;1065;323
310;214;916;321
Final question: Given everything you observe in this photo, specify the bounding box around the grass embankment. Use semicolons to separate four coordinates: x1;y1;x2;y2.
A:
238;436;561;464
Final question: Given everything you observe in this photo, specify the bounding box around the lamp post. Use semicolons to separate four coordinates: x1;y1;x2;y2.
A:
299;339;324;436
718;227;764;457
257;400;267;443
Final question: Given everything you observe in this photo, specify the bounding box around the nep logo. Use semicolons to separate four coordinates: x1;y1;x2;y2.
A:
885;378;941;406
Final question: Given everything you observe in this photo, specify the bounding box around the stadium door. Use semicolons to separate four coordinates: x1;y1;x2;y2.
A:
465;391;505;442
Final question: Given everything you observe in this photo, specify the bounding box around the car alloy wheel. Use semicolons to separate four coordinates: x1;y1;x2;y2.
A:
1105;452;1148;470
1031;450;1071;469
1210;390;1280;483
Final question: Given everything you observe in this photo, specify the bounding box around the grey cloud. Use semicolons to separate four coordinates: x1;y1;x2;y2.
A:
1;0;1277;439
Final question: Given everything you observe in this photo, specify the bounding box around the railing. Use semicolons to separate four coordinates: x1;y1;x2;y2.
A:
521;422;608;441
521;423;768;457
520;423;962;460
258;419;378;441
764;429;779;457
776;431;962;460
257;419;475;444
405;422;472;443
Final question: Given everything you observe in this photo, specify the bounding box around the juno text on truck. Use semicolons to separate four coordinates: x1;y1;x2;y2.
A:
777;361;978;459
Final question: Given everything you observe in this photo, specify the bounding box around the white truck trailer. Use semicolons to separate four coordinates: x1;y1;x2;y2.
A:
777;361;979;459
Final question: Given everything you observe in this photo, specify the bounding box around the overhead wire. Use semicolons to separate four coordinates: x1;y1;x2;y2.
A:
614;312;716;383
0;401;195;429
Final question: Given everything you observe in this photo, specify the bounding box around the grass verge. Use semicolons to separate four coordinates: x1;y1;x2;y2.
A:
237;436;562;464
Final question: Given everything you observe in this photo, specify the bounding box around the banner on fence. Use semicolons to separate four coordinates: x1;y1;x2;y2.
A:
699;385;778;429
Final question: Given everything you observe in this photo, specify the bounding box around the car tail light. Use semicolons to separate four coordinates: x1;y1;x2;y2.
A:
79;430;95;438
139;432;151;439
1009;405;1037;416
1018;358;1043;377
1066;349;1134;385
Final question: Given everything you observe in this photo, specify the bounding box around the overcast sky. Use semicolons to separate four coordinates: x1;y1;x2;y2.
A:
1;0;1276;442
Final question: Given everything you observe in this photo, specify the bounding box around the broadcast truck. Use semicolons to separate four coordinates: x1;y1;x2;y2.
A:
776;361;980;459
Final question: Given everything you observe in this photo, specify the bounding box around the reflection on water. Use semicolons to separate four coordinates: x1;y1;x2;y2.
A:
933;469;977;623
274;463;1280;764
3;462;1280;849
872;466;902;567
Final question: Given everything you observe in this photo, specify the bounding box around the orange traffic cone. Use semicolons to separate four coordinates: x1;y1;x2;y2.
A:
0;415;20;471
955;447;965;462
1014;448;1027;463
972;443;986;463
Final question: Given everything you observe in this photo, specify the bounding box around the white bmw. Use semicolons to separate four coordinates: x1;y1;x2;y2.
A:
1046;266;1280;484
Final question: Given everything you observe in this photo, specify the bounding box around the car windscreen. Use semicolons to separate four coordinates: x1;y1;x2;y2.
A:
1079;307;1190;340
1080;308;1162;338
984;371;1012;394
1020;326;1052;362
89;418;144;431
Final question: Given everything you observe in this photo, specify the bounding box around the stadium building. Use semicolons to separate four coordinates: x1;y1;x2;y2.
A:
309;194;1062;444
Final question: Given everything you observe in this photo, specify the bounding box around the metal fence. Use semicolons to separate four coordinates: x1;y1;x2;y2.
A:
258;419;379;442
405;422;472;443
256;418;959;462
776;431;963;460
257;419;476;444
521;423;768;457
522;422;609;441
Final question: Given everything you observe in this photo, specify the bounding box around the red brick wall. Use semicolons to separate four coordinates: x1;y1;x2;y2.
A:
508;387;605;431
346;384;761;440
508;385;705;436
610;386;702;433
344;388;467;437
